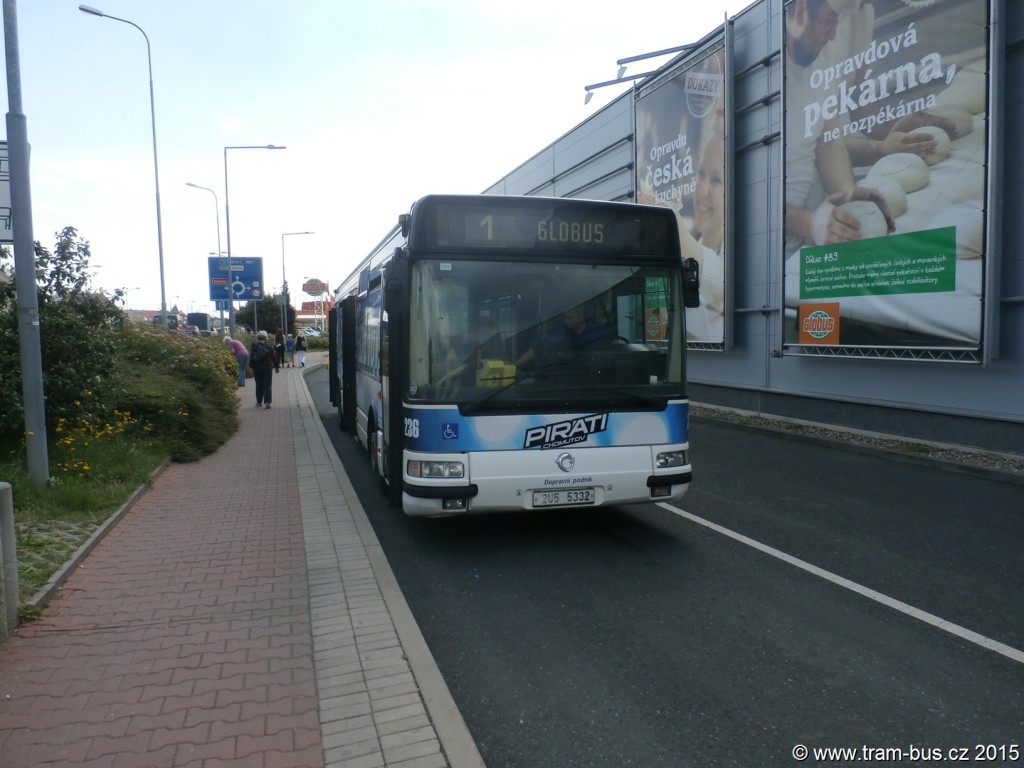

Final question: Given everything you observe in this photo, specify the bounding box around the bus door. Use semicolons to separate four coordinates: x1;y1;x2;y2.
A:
382;254;409;507
336;296;357;432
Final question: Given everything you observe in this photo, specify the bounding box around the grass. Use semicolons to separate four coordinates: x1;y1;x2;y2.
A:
2;429;166;612
1;323;243;619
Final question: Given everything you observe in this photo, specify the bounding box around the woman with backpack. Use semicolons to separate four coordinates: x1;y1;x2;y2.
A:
294;332;308;368
249;330;280;408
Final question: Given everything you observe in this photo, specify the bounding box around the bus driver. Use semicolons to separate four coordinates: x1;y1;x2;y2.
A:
517;305;612;368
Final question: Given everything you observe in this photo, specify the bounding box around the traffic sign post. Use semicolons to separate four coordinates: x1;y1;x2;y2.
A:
208;256;265;302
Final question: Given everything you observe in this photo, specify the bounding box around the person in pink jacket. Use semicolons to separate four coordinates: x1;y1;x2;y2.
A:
224;335;249;387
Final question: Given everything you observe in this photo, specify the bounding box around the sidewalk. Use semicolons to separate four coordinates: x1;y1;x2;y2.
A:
0;355;484;768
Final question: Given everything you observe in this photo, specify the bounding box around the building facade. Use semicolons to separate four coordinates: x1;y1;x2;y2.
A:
482;0;1021;455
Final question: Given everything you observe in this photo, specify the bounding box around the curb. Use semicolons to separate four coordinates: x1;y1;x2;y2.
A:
691;412;1024;488
300;357;486;767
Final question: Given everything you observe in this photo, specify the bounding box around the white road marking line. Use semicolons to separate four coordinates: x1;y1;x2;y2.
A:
657;502;1024;665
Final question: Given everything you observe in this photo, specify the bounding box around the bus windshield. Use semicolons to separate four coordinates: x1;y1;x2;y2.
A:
406;257;685;408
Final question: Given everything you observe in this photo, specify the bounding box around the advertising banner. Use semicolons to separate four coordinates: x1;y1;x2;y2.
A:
782;0;990;354
635;44;727;346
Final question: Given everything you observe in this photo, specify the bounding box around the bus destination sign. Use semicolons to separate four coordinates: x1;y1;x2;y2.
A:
419;197;676;256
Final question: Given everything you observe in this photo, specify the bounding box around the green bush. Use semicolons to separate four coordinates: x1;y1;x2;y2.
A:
0;228;240;468
107;324;240;462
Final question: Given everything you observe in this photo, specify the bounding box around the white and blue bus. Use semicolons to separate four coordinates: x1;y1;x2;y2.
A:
329;194;700;516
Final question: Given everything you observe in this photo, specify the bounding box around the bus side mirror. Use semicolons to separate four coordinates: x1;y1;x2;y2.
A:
682;258;701;308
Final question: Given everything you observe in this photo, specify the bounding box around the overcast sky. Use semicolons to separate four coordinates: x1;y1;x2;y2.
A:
3;0;753;312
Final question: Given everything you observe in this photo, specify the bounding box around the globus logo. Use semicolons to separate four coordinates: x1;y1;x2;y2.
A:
802;309;836;339
646;314;661;338
303;278;328;295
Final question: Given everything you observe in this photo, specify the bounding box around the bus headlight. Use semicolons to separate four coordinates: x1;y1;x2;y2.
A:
656;450;687;469
407;460;465;479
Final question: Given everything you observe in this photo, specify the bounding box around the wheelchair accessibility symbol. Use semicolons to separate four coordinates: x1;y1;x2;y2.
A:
442;423;459;440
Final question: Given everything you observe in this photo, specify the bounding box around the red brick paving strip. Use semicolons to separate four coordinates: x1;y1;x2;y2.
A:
0;372;326;768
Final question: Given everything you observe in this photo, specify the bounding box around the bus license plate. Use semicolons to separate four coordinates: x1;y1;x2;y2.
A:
532;488;595;508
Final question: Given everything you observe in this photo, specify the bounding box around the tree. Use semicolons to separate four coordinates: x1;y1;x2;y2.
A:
0;228;123;442
235;292;295;335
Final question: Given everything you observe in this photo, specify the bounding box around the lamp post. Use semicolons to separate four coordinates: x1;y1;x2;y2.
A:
223;144;286;336
78;5;168;328
185;182;221;257
186;182;222;331
281;231;313;337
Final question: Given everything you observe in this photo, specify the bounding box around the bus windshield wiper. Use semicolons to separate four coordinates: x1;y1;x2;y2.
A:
460;372;530;414
585;385;663;409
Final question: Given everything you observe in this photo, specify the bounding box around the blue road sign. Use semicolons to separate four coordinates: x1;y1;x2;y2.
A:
208;256;265;302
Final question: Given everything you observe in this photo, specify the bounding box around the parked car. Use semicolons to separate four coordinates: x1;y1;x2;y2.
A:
297;327;321;337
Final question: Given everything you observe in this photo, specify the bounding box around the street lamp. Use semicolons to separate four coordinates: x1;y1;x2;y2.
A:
79;5;168;328
223;144;286;336
185;182;221;257
186;183;223;331
281;231;314;337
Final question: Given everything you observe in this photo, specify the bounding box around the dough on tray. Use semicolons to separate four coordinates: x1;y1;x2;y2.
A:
839;200;889;240
857;175;907;218
866;153;929;192
914;126;951;166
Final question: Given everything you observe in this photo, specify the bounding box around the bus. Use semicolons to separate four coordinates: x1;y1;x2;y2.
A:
329;194;700;516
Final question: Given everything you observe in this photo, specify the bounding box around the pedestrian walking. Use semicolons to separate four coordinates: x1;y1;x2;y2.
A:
286;333;296;367
295;333;308;368
249;330;280;408
224;335;249;387
274;329;287;371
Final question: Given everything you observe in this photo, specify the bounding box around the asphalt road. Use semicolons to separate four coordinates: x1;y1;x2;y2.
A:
307;369;1024;767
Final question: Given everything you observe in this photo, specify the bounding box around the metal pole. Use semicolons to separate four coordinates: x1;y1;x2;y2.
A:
185;183;221;259
1;482;18;635
223;145;286;336
223;148;235;336
186;182;221;331
281;231;313;338
78;6;167;329
280;235;286;336
5;0;49;485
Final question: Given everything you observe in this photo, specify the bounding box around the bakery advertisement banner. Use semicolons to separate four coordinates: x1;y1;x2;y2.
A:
635;44;727;346
782;0;990;353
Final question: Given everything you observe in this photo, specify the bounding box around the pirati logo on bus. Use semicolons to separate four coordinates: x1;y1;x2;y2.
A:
523;413;608;450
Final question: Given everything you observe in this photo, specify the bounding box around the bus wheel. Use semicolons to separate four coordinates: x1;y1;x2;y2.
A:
369;430;390;495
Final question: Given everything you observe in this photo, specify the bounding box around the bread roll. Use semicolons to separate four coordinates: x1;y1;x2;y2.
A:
927;105;973;140
867;153;929;192
839;200;889;240
857;175;907;217
914;125;951;166
935;60;987;115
